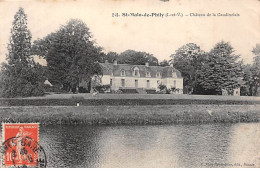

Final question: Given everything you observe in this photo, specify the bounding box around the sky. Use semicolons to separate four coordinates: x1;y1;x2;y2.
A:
0;0;259;66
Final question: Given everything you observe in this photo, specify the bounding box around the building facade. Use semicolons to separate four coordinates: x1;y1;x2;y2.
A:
85;60;183;94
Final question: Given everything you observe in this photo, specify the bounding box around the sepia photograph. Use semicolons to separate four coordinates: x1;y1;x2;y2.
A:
0;0;259;168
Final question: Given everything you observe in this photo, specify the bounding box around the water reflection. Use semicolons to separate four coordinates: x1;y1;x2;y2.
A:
228;123;260;167
97;124;233;167
1;123;259;167
40;125;104;167
172;124;232;167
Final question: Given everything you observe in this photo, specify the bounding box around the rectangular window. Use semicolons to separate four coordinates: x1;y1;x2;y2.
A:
147;80;150;88
121;79;125;87
110;79;112;86
135;80;138;88
121;70;125;76
174;80;176;87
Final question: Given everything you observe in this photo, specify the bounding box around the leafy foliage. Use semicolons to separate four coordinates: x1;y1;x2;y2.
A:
198;41;242;95
242;44;260;96
159;59;170;66
171;43;207;94
32;19;103;92
252;44;260;56
252;45;260;95
0;8;44;98
241;64;254;96
157;84;174;94
100;51;119;63
158;84;167;91
99;50;159;66
117;50;159;66
93;84;111;93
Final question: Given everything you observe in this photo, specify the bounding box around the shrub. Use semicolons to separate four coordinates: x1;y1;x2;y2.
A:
169;87;181;94
43;84;67;93
111;90;123;94
119;88;138;94
93;84;111;93
240;86;249;96
158;84;167;91
157;84;171;94
78;87;88;93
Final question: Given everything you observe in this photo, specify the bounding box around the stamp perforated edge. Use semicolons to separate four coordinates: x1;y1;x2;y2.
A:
1;122;40;168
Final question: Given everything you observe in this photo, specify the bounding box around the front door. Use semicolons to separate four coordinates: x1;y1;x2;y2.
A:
121;79;125;87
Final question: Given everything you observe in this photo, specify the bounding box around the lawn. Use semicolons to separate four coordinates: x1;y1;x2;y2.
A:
0;93;259;106
24;93;260;101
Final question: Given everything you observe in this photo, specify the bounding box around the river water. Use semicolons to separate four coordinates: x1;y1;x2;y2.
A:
1;123;260;167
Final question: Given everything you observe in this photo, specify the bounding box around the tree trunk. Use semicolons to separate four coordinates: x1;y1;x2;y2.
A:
249;85;253;96
253;85;258;96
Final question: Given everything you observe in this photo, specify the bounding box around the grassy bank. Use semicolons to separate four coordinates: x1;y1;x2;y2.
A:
24;93;260;101
0;97;259;106
0;105;259;125
0;94;259;106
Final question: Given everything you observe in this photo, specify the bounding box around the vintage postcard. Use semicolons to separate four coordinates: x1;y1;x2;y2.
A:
0;0;259;168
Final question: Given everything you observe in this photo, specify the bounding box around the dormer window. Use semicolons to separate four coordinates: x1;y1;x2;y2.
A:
134;70;138;76
146;71;151;77
156;72;161;78
172;71;177;78
121;70;126;76
132;67;140;77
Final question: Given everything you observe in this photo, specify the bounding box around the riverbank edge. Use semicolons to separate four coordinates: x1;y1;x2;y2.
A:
0;105;259;125
0;98;259;106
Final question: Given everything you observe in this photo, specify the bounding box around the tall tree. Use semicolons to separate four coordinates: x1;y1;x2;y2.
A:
241;64;254;96
118;50;159;66
241;43;260;96
0;8;44;97
198;41;242;95
250;44;260;95
171;43;207;94
32;19;102;92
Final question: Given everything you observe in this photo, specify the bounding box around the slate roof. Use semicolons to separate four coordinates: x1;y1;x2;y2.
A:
99;62;182;78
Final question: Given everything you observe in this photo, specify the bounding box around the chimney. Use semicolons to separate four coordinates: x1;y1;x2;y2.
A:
113;60;117;65
170;63;173;67
105;60;109;64
145;62;149;67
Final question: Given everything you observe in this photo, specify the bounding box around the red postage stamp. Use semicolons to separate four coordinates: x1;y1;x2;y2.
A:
1;123;43;167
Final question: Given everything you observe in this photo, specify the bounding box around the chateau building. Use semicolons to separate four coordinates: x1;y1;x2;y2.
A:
85;60;183;94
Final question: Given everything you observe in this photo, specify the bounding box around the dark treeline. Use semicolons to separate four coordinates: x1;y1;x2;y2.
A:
100;50;159;66
0;7;259;97
170;43;259;96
